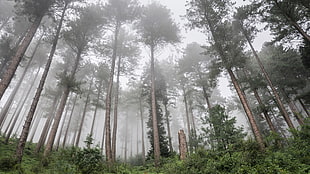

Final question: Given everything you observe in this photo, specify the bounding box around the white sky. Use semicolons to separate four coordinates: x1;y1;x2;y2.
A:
139;0;271;51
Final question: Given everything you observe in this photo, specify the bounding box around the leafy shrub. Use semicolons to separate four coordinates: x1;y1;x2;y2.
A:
0;157;17;171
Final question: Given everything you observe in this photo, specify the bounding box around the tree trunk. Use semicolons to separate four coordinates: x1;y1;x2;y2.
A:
281;89;304;125
253;88;277;133
62;94;78;148
0;15;43;100
164;101;173;152
150;45;161;167
75;80;93;147
182;86;191;151
112;56;121;162
90;80;103;136
0;33;43;127
178;129;187;160
227;68;265;150
55;95;72;150
104;22;120;164
198;72;211;109
15;3;68;162
139;96;145;164
44;87;70;156
239;20;295;129
0;30;27;78
298;99;309;117
28;111;42;142
5;68;39;143
35;94;60;153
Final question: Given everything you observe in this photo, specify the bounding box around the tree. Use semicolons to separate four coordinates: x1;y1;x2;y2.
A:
234;7;295;129
253;0;310;43
202;105;245;150
15;0;71;163
186;0;265;150
0;0;55;99
111;29;140;162
44;5;104;156
102;0;140;163
136;2;180;166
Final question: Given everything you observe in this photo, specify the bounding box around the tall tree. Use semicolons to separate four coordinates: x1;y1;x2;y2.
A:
102;0;140;163
234;7;295;129
186;0;265;150
111;29;139;161
136;2;180;166
15;0;71;163
0;0;55;99
201;105;246;150
44;5;104;156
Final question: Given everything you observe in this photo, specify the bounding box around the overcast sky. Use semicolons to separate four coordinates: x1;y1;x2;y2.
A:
139;0;271;51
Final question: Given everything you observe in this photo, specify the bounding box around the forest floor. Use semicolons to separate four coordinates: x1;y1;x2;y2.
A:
0;123;310;174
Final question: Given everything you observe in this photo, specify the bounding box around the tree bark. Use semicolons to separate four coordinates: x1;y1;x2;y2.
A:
104;21;120;164
253;88;277;133
90;80;103;136
227;68;265;150
139;95;145;164
112;56;121;162
298;99;309;117
62;94;78;148
164;101;173;153
15;3;68;162
75;79;93;147
239;20;295;129
44;87;70;157
182;86;191;151
0;15;43;100
35;94;60;153
0;33;43;127
5;68;39;143
178;129;187;160
150;45;161;167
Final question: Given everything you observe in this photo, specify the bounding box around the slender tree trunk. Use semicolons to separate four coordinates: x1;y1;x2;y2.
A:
0;33;43;127
150;45;161;167
90;81;103;136
139;96;145;164
112;56;121;162
28;111;42;142
298;99;309;117
124;114;128;163
253;88;277;132
15;4;68;162
198;72;211;109
44;87;70;156
0;30;27;77
239;20;295;129
75;80;93;147
182;86;191;152
0;15;43;100
164;102;173;152
5;68;39;143
105;22;120;164
35;94;60;153
281;89;304;125
62;94;78;148
55;96;72;150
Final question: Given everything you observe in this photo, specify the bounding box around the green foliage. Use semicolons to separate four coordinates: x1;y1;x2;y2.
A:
201;105;246;150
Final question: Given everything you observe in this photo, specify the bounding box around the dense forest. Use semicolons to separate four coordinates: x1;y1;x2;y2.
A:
0;0;309;173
